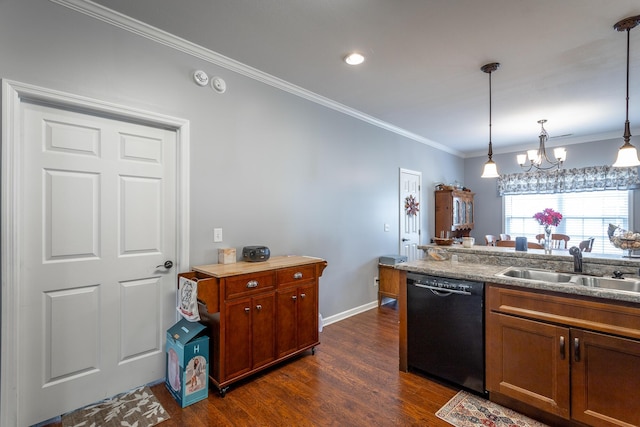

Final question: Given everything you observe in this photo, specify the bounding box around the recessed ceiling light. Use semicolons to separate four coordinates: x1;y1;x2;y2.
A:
344;52;365;65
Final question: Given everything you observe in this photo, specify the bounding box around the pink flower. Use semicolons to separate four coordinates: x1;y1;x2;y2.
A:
533;208;562;227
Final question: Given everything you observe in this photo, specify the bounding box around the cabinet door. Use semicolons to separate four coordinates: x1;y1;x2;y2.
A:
571;329;640;427
296;282;318;350
224;297;252;380
486;312;570;419
252;293;276;369
276;287;298;358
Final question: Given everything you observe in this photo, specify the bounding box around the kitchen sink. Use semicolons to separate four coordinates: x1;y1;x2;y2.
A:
497;267;574;283
570;276;640;293
497;267;640;293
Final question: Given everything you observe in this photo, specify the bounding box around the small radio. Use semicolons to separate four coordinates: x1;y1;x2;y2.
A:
242;246;270;262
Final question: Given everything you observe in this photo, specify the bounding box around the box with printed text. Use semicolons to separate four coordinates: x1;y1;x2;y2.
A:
165;318;209;407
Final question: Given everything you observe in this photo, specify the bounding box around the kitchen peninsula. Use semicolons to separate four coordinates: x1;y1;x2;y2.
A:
396;245;640;427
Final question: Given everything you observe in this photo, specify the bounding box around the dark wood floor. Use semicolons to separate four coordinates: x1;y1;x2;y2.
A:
152;300;458;426
46;301;460;426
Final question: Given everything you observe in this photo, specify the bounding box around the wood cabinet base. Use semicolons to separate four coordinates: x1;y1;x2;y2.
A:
486;284;640;427
182;256;327;397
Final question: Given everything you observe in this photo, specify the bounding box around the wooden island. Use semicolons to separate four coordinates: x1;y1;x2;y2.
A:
179;255;327;396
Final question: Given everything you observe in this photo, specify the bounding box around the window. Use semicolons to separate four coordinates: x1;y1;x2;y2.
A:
504;190;631;255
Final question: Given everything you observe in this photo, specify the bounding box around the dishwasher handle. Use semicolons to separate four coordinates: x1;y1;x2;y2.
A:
412;282;472;296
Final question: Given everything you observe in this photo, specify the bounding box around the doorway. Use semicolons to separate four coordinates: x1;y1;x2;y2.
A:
1;80;190;426
399;168;422;261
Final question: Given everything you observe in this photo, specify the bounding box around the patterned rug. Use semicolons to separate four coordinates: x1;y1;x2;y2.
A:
61;385;169;427
436;391;549;427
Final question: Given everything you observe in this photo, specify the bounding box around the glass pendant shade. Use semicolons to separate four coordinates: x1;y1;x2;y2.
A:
516;154;527;165
554;147;567;162
527;149;541;164
613;142;640;167
481;159;499;178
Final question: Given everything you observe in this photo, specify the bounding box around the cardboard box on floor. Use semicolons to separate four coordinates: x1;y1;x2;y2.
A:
165;318;209;407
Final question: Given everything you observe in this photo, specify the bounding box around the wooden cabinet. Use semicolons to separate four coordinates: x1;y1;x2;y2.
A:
434;189;474;238
182;256;327;396
277;281;317;358
378;264;400;306
224;292;276;379
486;284;640;426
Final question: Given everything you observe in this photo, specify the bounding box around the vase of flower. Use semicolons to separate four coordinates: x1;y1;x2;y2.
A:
543;225;553;254
533;208;563;255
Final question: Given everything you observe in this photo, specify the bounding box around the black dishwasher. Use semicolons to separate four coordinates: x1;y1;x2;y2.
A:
407;272;486;395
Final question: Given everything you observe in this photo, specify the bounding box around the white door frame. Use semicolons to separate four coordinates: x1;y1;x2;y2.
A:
1;79;190;426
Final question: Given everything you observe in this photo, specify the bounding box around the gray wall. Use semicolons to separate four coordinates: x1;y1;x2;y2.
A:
0;0;465;318
464;137;640;242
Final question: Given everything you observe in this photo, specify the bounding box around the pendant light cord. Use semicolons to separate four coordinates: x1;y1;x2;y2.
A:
488;70;493;159
624;27;631;142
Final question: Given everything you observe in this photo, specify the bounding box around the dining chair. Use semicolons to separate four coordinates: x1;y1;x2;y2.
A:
535;233;571;249
497;240;543;249
579;237;595;252
485;235;498;246
499;234;511;241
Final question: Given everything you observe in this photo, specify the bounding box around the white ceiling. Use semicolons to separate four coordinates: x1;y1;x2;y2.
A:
89;0;640;158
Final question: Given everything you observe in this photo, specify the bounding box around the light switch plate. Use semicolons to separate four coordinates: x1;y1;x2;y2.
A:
213;228;223;242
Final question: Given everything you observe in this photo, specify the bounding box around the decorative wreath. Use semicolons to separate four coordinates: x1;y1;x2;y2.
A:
404;195;420;216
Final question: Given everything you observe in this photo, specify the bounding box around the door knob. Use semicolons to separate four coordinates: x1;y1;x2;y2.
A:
156;260;174;269
402;238;410;242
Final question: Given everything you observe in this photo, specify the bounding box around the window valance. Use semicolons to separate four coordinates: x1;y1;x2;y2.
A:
497;166;640;196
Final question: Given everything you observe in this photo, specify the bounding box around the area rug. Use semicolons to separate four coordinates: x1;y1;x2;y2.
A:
62;385;169;427
436;390;549;427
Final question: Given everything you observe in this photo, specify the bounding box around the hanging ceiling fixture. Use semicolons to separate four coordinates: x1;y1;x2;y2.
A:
516;120;566;171
481;62;500;178
612;15;640;168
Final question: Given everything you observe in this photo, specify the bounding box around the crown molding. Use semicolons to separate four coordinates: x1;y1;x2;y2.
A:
49;0;459;156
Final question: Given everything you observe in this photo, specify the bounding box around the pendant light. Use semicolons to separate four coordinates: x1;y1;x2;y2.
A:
612;15;640;168
481;62;500;178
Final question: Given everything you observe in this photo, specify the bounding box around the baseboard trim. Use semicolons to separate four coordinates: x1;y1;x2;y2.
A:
321;301;378;328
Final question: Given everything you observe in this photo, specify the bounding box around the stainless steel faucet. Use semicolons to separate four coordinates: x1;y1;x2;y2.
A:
569;246;582;273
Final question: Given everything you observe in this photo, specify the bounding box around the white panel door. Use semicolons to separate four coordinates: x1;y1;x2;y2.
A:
399;169;421;261
19;101;177;426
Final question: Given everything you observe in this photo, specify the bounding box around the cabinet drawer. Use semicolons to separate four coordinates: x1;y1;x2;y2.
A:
277;265;316;287
225;272;275;300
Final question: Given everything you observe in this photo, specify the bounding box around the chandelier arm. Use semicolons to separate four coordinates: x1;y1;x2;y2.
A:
518;120;563;171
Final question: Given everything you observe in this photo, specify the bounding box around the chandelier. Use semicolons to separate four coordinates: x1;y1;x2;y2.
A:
516;120;566;172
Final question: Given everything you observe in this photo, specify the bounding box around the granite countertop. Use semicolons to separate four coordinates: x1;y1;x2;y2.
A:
396;257;640;304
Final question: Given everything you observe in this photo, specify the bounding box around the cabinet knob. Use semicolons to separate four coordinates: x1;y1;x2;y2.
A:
291;295;297;301
300;293;306;299
256;304;262;311
244;307;250;313
293;272;303;279
246;280;259;288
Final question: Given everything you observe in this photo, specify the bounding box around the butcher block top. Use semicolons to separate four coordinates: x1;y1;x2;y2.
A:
192;255;327;278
